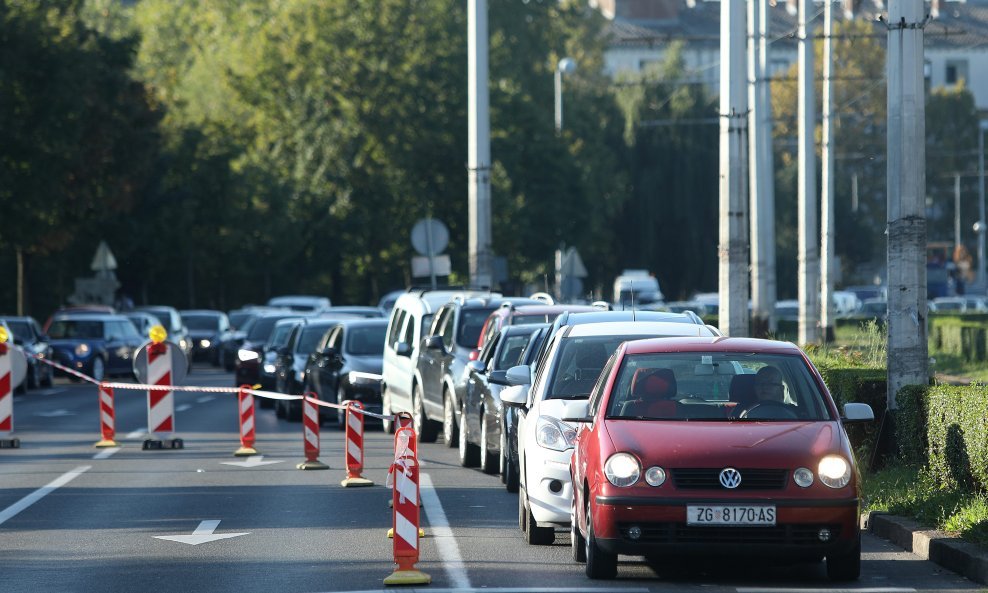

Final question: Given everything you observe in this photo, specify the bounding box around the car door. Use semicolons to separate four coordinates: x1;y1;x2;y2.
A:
419;305;451;412
466;330;500;438
309;326;337;397
322;325;345;397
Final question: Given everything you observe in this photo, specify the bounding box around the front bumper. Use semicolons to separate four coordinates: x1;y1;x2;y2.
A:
526;450;575;525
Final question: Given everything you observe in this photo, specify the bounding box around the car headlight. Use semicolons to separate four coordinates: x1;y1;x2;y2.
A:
535;416;577;451
348;371;382;385
295;370;304;382
180;338;190;350
199;339;211;349
75;343;91;357
644;466;666;487
818;455;851;488
263;363;276;373
238;349;259;362
604;453;641;487
794;467;815;488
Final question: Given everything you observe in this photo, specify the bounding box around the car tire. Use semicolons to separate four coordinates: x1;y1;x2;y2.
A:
286;399;303;422
458;403;480;467
91;357;105;382
826;535;861;581
413;384;438;443
41;365;53;388
275;399;286;419
585;502;617;579
442;391;458;448
336;385;348;429
571;498;587;563
521;491;555;545
502;429;519;493
382;387;394;434
479;412;498;474
27;363;39;390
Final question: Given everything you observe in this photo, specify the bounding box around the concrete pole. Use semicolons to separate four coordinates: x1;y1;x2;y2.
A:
821;0;836;342
468;0;493;289
797;0;820;345
718;0;750;337
955;173;961;252
979;123;986;291
886;0;928;411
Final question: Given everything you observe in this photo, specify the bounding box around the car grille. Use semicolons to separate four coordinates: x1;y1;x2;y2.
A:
671;468;788;490
619;522;841;545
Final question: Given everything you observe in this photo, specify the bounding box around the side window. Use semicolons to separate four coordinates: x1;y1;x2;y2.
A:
441;308;456;348
529;335;559;405
589;354;618;417
325;327;342;350
481;332;501;369
430;307;450;338
402;312;416;347
388;309;406;349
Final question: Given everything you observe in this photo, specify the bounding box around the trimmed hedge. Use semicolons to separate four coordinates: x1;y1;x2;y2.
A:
895;384;928;465
929;317;988;362
816;366;887;466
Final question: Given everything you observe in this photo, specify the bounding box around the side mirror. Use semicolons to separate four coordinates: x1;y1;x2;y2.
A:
842;402;875;423
467;360;485;373
505;364;531;387
319;346;338;358
499;385;528;409
561;400;591;423
394;341;412;357
488;370;508;385
423;335;444;351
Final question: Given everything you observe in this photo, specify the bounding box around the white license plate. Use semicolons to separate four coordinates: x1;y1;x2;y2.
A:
687;505;776;526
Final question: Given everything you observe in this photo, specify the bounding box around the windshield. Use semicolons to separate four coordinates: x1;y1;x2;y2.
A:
545;335;642;400
296;325;331;354
248;315;295;342
495;333;534;370
48;320;104;339
605;352;831;421
182;314;221;330
266;323;297;349
5;320;31;341
346;325;387;356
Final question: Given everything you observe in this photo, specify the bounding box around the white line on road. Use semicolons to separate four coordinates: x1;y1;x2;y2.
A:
328;589;651;593
176;404;192;412
196;396;215;403
419;473;470;590
0;466;92;527
92;447;121;460
126;428;147;439
737;588;916;593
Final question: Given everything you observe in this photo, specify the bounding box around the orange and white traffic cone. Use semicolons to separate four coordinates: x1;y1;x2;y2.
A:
94;382;117;448
383;426;430;586
234;385;258;456
340;401;373;487
297;392;328;470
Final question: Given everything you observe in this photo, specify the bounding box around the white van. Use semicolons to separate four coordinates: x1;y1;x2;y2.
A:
380;289;494;432
612;270;663;309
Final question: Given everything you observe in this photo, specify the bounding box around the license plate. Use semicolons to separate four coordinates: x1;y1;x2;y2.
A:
687;505;776;526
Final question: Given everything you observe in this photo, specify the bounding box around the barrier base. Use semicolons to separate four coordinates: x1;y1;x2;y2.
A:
143;438;184;450
341;476;374;488
296;459;329;470
383;569;431;586
234;446;258;457
387;527;425;539
94;438;118;448
0;438;20;449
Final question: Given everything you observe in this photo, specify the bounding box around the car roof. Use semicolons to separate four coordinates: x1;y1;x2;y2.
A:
560;310;705;326
622;335;802;355
52;313;128;322
505;304;597;316
337;318;389;328
563;321;718;338
502;322;550;336
180;309;225;316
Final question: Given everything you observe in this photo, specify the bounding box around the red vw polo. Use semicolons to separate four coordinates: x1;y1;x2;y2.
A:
568;336;874;581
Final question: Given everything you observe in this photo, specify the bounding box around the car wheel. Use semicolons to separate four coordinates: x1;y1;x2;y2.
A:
286;399;303;422
336;384;348;429
413;384;438;443
27;363;39;390
571;497;587;563
381;387;394;434
585;501;617;579
826;534;861;581
521;491;555;545
442;391;458;448
275;399;286;419
479;412;498;474
458;403;480;467
503;430;519;494
499;427;508;484
91;357;105;382
41;365;53;388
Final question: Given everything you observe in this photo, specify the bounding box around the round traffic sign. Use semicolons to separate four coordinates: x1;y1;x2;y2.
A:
133;341;189;385
411;218;449;256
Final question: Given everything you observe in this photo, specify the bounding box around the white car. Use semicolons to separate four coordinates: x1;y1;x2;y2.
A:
501;320;719;545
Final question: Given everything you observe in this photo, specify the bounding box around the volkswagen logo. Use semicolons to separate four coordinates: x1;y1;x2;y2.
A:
719;467;742;489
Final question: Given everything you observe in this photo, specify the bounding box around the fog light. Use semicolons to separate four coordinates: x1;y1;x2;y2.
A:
818;528;832;542
627;525;642;540
794;467;814;488
548;479;563;494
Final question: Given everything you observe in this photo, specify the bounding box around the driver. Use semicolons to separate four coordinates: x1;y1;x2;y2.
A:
753;366;786;404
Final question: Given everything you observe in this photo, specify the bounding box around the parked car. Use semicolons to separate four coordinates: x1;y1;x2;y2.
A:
0;316;54;391
266;295;331;313
475;303;596;354
929;296;967;314
962;295;988;313
459;323;548;473
234;311;304;388
180;309;231;365
568;336;874;581
259;317;304;395
303;318;389;426
274;316;355;420
220;307;270;371
46;313;146;381
123;311;160;341
134;305;193;363
43;305;115;332
502;318;719;546
499;325;551;492
377;289;406;313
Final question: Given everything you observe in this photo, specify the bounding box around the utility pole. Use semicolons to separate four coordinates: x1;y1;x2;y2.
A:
468;0;493;289
718;0;749;337
955;173;961;251
798;0;820;345
821;0;836;342
886;0;928;411
749;0;776;337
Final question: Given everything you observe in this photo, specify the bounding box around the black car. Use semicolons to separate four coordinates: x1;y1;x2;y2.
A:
458;323;548;472
234;311;303;387
274;316;355;421
496;325;549;492
303;318;388;426
0;316;54;391
180;309;231;365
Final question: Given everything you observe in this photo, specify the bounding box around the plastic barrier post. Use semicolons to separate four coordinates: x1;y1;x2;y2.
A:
383;426;430;586
144;342;183;450
0;343;19;449
387;412;424;536
94;382;117;448
341;401;373;487
297;392;328;470
234;385;258;456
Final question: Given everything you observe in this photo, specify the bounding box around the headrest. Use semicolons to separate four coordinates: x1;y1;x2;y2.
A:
631;368;677;400
729;374;757;405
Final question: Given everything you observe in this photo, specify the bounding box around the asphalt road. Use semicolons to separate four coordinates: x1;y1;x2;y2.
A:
0;364;982;593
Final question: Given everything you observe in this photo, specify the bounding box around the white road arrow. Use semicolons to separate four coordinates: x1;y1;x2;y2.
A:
36;409;74;417
220;455;284;468
154;520;249;545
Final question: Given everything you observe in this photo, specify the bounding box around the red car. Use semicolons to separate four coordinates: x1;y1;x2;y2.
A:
568;336;874;581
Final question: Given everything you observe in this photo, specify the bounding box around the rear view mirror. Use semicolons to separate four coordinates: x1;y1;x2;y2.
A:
488;370;507;385
423;335;444;351
505;365;531;386
499;385;528;408
842;403;874;423
467;360;485;373
561;400;591;423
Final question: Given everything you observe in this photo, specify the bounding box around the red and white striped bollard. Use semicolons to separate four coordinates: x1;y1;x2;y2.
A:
234;384;258;456
383;426;430;586
144;341;182;450
340;401;373;487
297;392;328;470
94;382;117;448
0;342;19;448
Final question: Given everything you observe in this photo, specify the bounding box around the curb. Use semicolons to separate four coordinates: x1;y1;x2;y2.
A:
862;511;988;585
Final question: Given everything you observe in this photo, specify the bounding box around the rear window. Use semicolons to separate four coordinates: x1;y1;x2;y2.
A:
48;320;104;339
347;325;387;356
456;308;496;348
183;314;221;330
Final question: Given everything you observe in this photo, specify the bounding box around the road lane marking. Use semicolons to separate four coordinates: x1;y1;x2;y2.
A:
220;455;283;468
92;447;121;460
0;465;92;526
196;396;215;403
420;473;470;590
126;428;147;439
176;404;192;412
154;519;249;545
737;589;916;593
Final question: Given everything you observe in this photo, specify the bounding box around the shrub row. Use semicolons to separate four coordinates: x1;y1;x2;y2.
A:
929;316;988;362
815;366;888;466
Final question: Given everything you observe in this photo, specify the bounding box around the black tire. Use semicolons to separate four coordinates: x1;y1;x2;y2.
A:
572;497;587;563
413;384;438;443
458;403;480;467
585;502;617;579
503;434;520;493
442;390;458;448
521;491;555;545
286;400;303;422
40;365;53;388
336;385;347;429
826;535;861;581
275;399;286;419
479;412;498;474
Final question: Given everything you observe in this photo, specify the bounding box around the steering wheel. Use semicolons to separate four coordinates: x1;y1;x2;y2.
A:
736;400;799;420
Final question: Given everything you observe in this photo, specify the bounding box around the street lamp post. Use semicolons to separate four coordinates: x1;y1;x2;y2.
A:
554;57;576;132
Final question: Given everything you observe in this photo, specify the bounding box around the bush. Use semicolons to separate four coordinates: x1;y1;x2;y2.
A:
895;384;928;464
925;383;988;491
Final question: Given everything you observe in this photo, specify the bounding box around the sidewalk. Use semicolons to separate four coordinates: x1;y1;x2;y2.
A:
863;511;988;584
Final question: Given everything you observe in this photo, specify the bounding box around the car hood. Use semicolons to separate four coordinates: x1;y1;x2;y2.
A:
602;419;845;467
